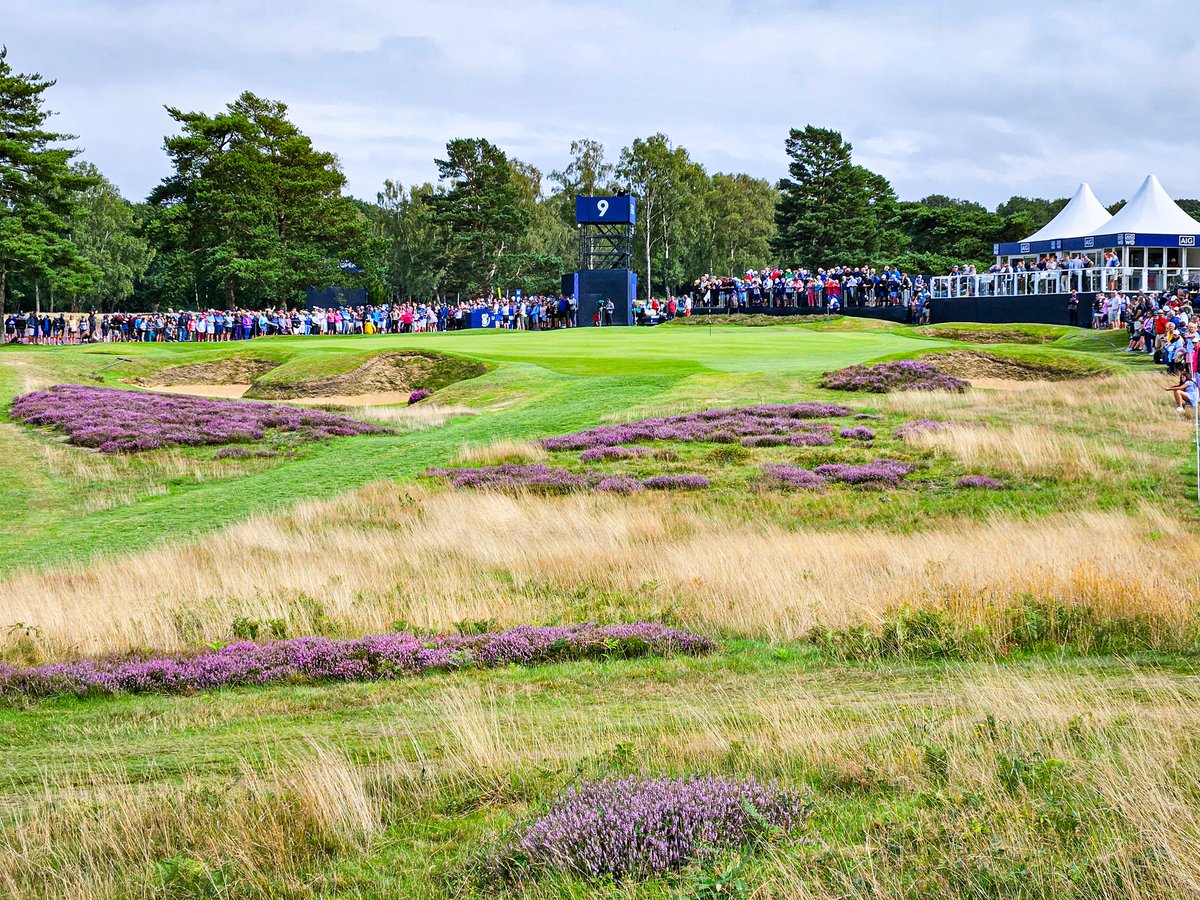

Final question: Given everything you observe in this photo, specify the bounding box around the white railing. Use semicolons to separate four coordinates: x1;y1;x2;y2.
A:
930;266;1193;299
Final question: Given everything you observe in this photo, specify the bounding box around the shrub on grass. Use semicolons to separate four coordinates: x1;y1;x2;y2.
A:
760;463;826;491
540;403;851;451
821;360;968;394
839;426;876;441
10;384;387;453
0;623;717;698
579;445;653;463
426;464;590;493
407;389;431;405
595;475;645;494
957;475;1004;489
643;474;710;491
501;775;809;881
813;460;914;487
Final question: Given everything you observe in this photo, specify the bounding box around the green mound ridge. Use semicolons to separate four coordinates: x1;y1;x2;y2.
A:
244;350;487;399
915;323;1071;345
921;347;1108;381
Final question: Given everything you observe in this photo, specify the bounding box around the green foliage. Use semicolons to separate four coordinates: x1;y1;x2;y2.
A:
148;91;368;309
0;48;100;313
809;599;1178;661
428;138;531;297
772;126;888;270
371;180;446;301
63;162;154;309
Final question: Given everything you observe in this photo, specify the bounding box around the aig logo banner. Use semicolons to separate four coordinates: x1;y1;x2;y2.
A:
1180;235;1196;247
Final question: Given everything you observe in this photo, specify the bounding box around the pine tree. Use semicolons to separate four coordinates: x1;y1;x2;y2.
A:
0;47;98;315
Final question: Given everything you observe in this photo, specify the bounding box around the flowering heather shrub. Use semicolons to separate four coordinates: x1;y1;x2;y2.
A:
540;402;851;451
813;459;914;487
594;474;645;494
579;445;653;463
820;360;968;394
761;463;826;491
426;464;589;493
408;388;431;405
839;426;876;441
212;446;279;460
0;623;716;699
957;475;1004;489
643;474;710;490
507;775;809;881
10;384;386;453
787;431;835;447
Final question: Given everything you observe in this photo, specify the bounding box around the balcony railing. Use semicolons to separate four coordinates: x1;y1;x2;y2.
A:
930;267;1192;299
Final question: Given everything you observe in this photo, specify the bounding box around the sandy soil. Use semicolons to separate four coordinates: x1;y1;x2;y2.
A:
146;384;251;399
146;383;417;407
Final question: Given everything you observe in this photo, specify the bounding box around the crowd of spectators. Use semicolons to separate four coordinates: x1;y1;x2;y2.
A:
692;266;931;322
2;295;581;344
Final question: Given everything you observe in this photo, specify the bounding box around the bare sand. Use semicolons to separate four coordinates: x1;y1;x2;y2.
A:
146;384;415;407
146;384;251;399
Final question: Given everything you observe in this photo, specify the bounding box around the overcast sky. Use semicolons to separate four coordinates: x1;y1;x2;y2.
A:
5;0;1198;208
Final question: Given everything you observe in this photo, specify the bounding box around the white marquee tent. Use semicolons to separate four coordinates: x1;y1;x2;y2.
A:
1022;182;1111;243
1089;174;1200;236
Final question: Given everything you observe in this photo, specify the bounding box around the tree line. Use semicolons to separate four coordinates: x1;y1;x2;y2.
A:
2;50;1169;314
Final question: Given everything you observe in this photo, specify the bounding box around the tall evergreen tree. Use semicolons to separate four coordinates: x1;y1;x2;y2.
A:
0;48;98;314
428;138;529;297
772;126;879;269
149;91;366;308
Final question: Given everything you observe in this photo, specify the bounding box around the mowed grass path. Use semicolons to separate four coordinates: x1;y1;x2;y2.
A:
0;326;940;571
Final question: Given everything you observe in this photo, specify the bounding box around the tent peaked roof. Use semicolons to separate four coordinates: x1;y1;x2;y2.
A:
1089;174;1200;236
1022;183;1111;242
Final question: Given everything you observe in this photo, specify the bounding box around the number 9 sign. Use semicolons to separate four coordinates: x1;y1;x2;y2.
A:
575;195;635;225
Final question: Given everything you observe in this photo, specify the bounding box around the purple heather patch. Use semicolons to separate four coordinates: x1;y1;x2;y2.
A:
594;474;645;494
539;402;851;451
761;463;826;491
426;464;590;493
579;445;654;463
10;384;386;453
0;623;716;699
642;474;710;490
821;360;968;394
839;426;876;440
956;475;1004;489
813;459;915;486
509;775;809;880
407;389;431;405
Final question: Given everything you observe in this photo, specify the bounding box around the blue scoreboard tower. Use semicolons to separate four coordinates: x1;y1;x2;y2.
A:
572;195;637;326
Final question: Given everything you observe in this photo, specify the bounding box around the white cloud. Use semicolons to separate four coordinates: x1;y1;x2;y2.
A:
4;0;1199;206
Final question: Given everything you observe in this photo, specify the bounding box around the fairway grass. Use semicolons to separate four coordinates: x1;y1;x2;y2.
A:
1;320;1198;898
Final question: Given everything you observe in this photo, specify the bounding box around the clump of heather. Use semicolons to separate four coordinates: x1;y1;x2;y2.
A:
579;445;653;463
820;360;968;393
814;459;914;486
761;463;826;491
957;475;1004;489
212;446;279;460
839;426;876;441
10;384;387;453
504;775;809;881
408;388;431;405
540;402;851;451
426;464;589;494
595;474;644;494
787;431;834;447
0;623;716;699
643;474;710;491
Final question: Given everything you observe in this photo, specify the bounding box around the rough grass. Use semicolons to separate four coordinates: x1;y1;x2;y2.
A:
0;322;1196;898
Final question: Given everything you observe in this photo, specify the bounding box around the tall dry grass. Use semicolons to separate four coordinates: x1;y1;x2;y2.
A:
0;478;1194;660
4;668;1200;897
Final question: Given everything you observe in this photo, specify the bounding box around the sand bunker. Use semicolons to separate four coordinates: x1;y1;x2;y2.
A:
245;352;485;400
146;384;251;399
918;327;1059;345
925;350;1096;382
143;358;280;387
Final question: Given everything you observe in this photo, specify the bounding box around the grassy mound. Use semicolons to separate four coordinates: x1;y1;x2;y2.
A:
921;349;1107;381
244;350;486;399
915;323;1071;345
